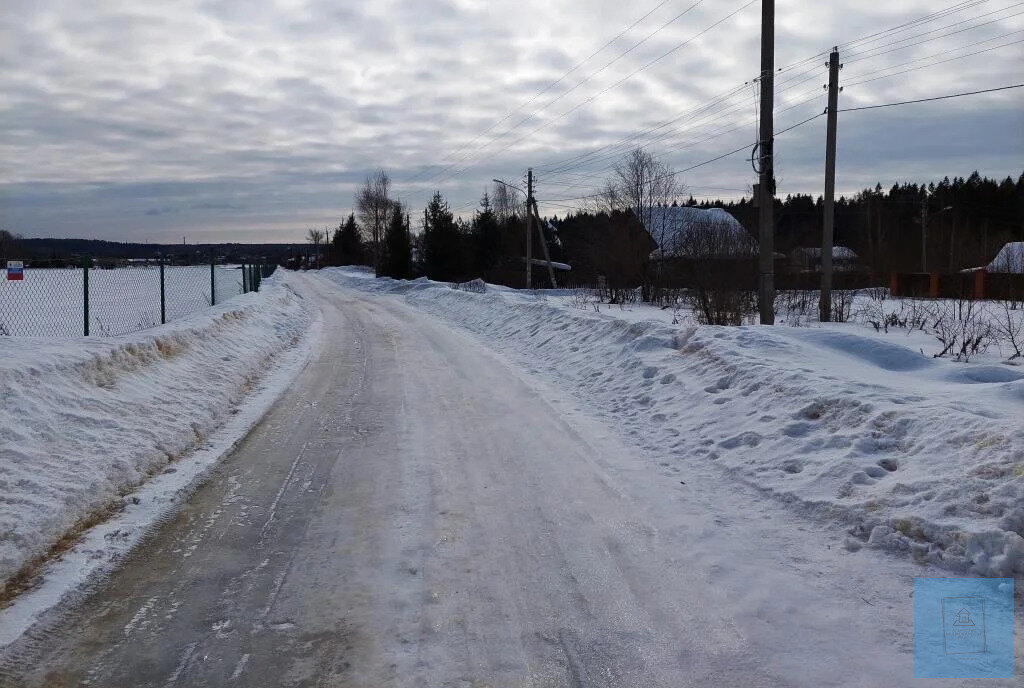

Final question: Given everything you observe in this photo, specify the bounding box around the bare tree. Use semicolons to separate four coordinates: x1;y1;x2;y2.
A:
356;169;394;265
491;179;520;224
306;227;325;268
584;180;621;215
601;148;685;241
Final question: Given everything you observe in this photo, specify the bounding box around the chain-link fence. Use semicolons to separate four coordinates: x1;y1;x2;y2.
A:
0;258;276;337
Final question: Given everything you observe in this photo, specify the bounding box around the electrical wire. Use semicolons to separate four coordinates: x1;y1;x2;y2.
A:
838;82;1023;111
406;0;680;184
432;0;758;187
415;0;709;187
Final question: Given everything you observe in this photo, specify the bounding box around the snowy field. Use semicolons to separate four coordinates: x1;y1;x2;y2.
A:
323;267;1024;578
0;274;314;594
0;265;247;337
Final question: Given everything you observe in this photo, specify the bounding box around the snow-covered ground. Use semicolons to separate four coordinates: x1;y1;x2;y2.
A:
0;273;315;596
323;267;1024;578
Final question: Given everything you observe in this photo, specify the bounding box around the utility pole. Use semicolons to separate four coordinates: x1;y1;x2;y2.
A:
757;0;776;325
525;168;534;289
819;47;840;323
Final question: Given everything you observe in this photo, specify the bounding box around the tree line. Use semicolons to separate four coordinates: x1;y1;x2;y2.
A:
320;170;531;283
700;171;1024;276
318;158;1022;288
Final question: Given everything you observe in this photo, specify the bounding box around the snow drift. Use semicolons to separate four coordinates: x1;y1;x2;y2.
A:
324;267;1024;577
0;276;313;593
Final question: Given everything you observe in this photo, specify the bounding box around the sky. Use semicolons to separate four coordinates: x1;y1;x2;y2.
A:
1;0;1022;243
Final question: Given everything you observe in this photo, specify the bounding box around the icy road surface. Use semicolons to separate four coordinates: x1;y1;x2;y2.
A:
1;273;1016;687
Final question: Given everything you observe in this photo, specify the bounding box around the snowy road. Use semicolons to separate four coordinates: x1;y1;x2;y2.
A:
0;273;1015;687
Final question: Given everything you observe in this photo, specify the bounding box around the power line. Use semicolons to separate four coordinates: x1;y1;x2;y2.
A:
536;2;1006;180
409;0;1018;207
406;0;680;184
544;80;824;180
844;33;1024;88
773;0;989;76
433;0;758;187
841;2;1024;63
538;83;752;174
838;83;1023;111
838;0;992;51
416;0;709;187
543;7;1018;181
540;111;824;205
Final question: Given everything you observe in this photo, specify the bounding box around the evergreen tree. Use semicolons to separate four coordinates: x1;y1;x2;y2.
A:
378;202;412;278
331;213;364;265
471;191;501;276
421;191;464;281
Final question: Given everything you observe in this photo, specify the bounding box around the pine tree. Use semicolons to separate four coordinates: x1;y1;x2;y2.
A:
332;213;364;265
472;191;501;276
422;191;464;281
378;202;412;278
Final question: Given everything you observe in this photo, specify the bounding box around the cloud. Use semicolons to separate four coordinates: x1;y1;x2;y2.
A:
1;0;1022;241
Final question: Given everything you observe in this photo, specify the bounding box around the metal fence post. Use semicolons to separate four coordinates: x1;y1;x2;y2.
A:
159;256;166;324
241;262;248;294
210;254;216;306
82;256;90;336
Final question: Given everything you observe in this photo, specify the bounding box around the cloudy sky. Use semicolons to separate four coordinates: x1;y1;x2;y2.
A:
2;0;1022;243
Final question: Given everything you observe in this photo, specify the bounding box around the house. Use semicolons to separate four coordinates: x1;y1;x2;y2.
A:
642;206;759;292
789;246;860;273
645;206;755;259
986;242;1024;273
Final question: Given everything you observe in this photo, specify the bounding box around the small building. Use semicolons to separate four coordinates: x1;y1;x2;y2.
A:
986;242;1024;273
645;206;755;259
789;246;859;273
643;206;758;292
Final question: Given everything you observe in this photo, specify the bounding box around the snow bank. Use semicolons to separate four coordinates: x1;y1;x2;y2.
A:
323;267;1024;577
0;275;313;593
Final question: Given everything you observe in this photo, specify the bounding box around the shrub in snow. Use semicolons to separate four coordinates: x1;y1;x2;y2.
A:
930;298;993;362
452;279;487;294
685;287;756;326
992;299;1024;360
830;289;859;323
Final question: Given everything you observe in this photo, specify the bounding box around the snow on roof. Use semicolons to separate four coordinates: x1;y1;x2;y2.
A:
794;246;858;260
644;206;754;258
987;242;1024;273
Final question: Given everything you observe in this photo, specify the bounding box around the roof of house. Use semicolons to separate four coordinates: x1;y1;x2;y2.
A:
987;242;1024;273
645;206;754;258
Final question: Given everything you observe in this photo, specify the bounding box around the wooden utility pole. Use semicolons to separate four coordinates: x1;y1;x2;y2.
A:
525;169;534;289
819;47;840;323
757;0;776;325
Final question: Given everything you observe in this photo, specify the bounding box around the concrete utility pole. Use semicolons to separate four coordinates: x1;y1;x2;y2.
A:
819;47;840;323
525;169;534;289
757;0;776;325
